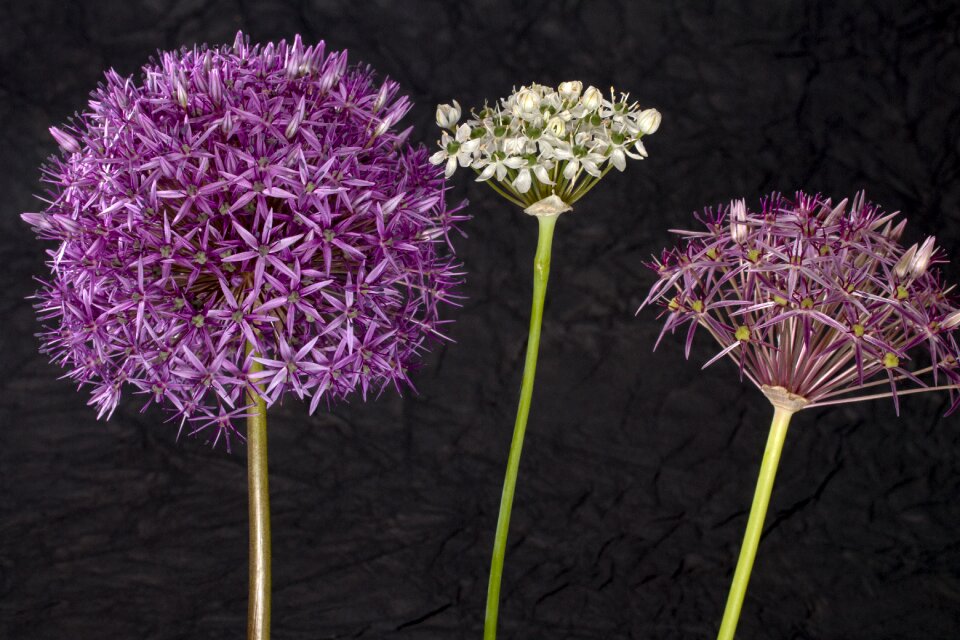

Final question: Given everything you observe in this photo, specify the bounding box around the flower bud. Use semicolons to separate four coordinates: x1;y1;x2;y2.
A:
514;88;540;116
208;67;222;106
435;100;461;129
942;309;960;330
730;199;748;244
373;82;391;112
546;116;566;137
910;236;936;276
558;80;583;102
373;115;393;139
636;108;662;135
894;243;917;279
220;111;233;136
581;86;602;111
175;78;189;109
49;127;81;154
285;96;306;139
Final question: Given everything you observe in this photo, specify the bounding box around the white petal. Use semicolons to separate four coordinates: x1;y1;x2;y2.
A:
445;157;457;178
429;150;447;165
563;160;579;180
610;149;626;171
533;165;554;185
582;159;602;178
476;164;496;181
513;169;532;193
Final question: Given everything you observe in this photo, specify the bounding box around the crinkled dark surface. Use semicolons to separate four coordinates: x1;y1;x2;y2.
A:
3;1;960;639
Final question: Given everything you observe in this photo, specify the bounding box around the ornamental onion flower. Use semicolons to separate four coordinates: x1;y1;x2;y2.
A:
22;32;464;640
431;82;660;208
433;82;660;640
641;191;960;640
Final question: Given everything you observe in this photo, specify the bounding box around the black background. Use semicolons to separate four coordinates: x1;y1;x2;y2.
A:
3;1;960;638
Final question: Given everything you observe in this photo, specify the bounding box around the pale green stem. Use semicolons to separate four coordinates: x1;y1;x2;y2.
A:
716;404;794;640
247;351;271;640
484;214;558;640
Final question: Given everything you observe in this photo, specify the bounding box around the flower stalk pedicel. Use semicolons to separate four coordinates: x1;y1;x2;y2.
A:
23;32;464;639
433;82;659;639
642;192;960;639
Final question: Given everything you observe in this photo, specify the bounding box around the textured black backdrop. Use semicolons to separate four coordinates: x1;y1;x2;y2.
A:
3;1;960;638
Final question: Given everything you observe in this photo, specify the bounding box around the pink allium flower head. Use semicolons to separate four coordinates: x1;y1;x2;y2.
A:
642;192;960;414
22;32;466;448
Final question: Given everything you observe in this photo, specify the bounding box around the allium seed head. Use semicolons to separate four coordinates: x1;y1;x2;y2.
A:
22;32;466;448
641;191;960;414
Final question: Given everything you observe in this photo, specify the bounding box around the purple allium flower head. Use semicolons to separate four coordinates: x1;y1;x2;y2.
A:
22;32;466;448
642;191;960;414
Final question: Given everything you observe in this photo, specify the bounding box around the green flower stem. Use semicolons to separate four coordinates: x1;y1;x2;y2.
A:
716;404;794;640
484;213;558;640
247;352;271;640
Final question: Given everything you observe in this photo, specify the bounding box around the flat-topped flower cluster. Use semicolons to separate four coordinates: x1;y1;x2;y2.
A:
643;191;960;413
22;33;465;447
431;82;661;207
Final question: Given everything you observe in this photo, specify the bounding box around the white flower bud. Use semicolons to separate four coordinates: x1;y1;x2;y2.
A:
894;243;917;279
558;80;583;102
546;116;566;137
513;169;532;193
730;199;748;244
581;86;602;112
514;88;540;116
942;309;960;330
910;236;936;276
636;108;662;135
435;100;461;129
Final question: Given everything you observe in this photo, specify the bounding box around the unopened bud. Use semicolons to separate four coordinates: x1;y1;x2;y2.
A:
49;127;81;154
894;243;917;279
730;199;748;244
373;115;393;139
581;86;603;112
285;96;306;139
373;82;391;112
546;115;566;137
175;79;188;109
220;111;233;136
636;108;662;135
943;310;960;330
910;236;936;276
514;88;540;116
435;100;461;129
209;67;222;106
558;80;583;101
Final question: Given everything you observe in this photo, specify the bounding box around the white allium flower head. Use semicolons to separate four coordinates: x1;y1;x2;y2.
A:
431;81;661;210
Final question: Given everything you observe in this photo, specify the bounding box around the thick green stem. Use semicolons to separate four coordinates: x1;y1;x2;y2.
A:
483;214;558;640
716;405;794;640
247;353;271;640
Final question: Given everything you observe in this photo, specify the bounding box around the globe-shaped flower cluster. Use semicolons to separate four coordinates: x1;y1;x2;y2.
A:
643;192;960;413
23;32;465;446
431;82;661;208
